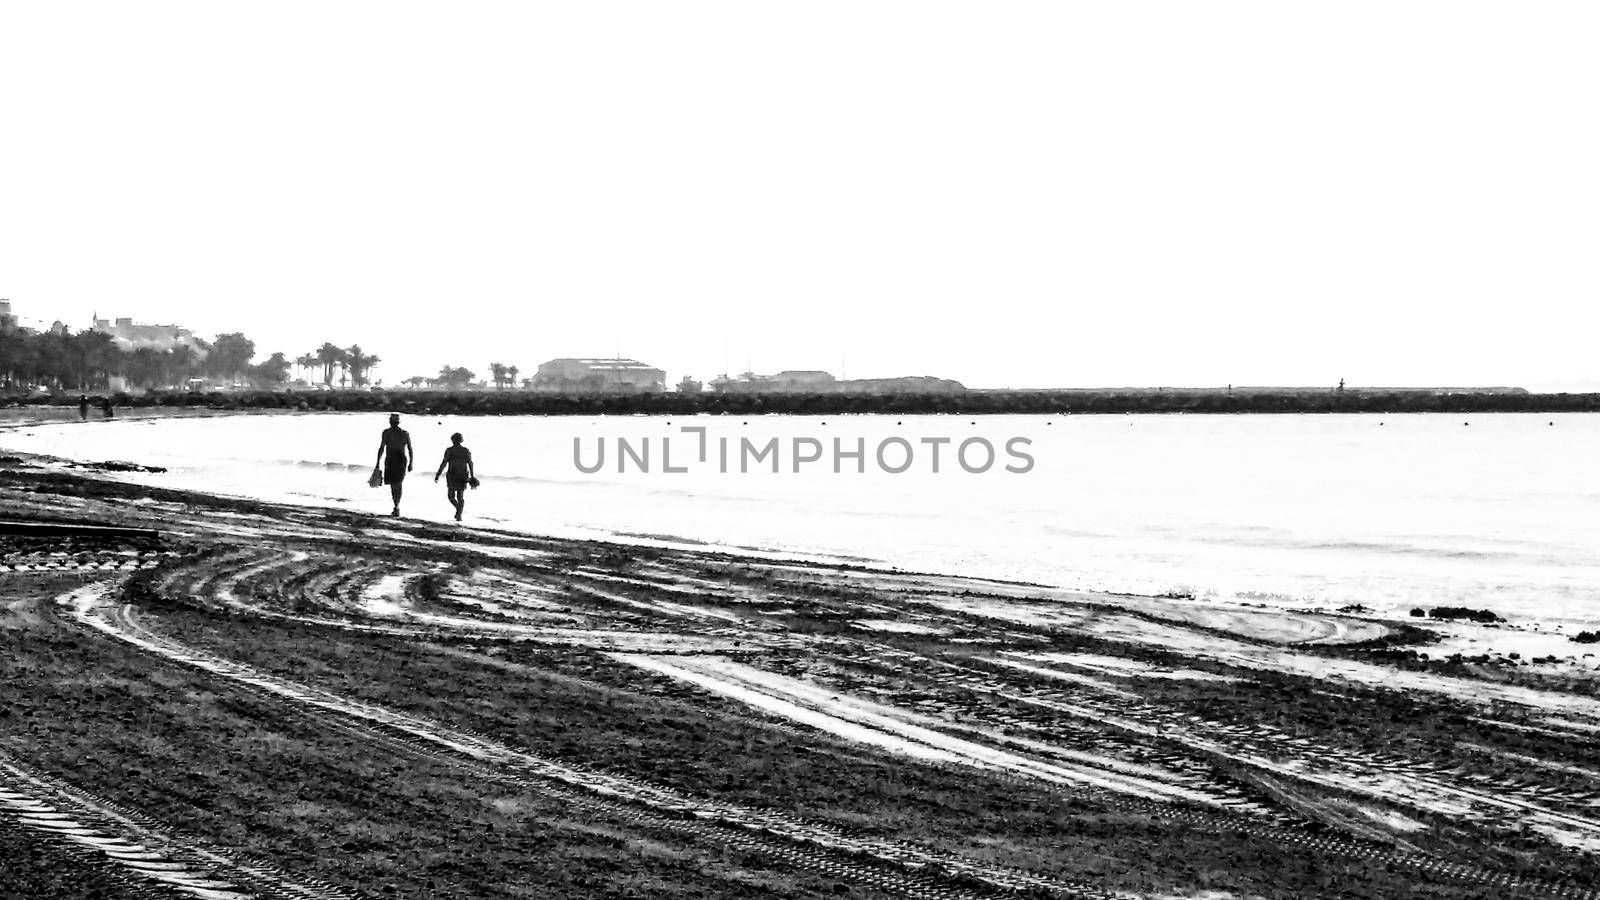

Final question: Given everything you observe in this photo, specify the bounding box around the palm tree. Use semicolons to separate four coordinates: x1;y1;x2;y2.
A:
435;365;475;389
313;343;345;387
346;345;379;387
489;362;507;390
295;353;317;384
506;365;519;390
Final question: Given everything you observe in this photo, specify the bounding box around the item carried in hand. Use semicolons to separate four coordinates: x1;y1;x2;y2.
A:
468;477;481;489
368;469;384;488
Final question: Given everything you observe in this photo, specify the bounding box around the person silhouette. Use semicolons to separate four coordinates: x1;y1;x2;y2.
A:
434;432;476;522
373;413;413;516
78;395;89;421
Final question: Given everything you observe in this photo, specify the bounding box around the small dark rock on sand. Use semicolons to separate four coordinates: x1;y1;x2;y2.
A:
1427;606;1505;624
86;461;168;473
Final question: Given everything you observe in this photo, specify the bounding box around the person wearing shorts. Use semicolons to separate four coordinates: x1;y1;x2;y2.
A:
374;413;413;516
434;432;475;522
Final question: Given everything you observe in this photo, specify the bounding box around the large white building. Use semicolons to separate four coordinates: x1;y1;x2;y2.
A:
710;369;964;394
710;370;838;393
90;314;207;354
532;358;666;393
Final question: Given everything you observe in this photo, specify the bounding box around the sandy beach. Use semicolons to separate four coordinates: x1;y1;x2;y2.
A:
3;452;1599;899
8;0;1597;893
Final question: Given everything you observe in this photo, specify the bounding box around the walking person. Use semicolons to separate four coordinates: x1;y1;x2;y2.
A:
373;413;413;516
78;395;89;421
100;396;114;419
434;432;476;522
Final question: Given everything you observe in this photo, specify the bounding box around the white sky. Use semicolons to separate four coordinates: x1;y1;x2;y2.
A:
2;2;1596;390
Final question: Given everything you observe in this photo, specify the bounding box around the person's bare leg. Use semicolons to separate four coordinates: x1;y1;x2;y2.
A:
390;482;402;516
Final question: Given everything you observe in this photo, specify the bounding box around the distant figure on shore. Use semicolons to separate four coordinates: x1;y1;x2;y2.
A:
78;395;89;421
373;413;413;516
434;432;476;522
100;396;114;419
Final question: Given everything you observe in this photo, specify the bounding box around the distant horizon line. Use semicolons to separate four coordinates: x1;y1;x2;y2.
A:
5;306;1592;395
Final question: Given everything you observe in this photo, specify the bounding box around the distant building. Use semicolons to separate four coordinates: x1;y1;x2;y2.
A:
532;358;666;393
710;369;962;394
837;376;965;394
772;370;837;390
90;313;207;354
711;370;837;393
0;299;16;333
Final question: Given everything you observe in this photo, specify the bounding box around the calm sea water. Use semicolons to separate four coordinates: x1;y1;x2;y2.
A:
4;411;1596;626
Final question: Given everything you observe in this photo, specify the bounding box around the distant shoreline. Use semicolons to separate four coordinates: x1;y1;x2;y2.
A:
0;405;292;429
7;388;1600;417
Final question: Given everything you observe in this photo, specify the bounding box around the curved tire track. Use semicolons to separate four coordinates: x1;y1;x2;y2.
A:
64;581;1126;900
0;750;351;900
851;646;1600;899
124;550;1600;899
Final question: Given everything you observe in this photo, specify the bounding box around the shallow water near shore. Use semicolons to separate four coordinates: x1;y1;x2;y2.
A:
3;411;1597;629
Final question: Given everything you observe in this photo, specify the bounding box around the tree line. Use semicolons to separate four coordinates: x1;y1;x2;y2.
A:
294;343;380;388
398;363;522;390
0;326;397;395
0;328;290;392
0;321;532;396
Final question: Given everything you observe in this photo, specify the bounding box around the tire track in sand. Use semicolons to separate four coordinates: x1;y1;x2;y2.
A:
63;581;1127;900
0;749;351;900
